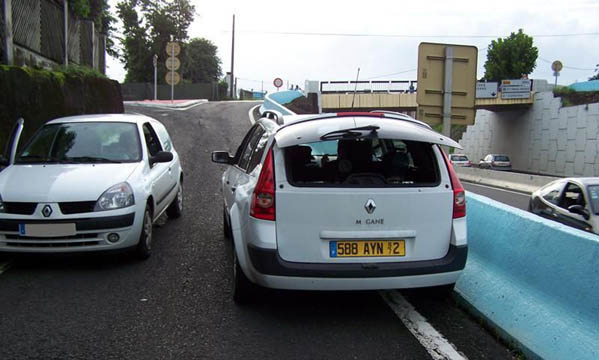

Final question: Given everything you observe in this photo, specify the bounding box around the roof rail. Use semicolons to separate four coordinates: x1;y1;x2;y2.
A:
261;110;284;125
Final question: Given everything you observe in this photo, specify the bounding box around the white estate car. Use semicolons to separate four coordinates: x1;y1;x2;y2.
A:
530;178;599;234
0;114;183;259
212;111;467;302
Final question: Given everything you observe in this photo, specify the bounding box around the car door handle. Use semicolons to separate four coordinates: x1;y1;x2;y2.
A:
226;181;230;185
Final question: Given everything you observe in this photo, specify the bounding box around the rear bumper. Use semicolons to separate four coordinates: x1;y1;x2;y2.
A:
248;244;467;278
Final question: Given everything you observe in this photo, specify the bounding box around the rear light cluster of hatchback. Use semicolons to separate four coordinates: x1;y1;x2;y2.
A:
250;148;276;221
442;151;466;218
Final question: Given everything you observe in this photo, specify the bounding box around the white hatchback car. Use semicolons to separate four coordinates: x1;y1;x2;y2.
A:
212;111;467;302
0;114;183;259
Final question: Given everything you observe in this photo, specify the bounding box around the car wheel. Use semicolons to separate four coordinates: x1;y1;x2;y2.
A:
232;244;257;304
166;183;183;219
528;199;533;212
135;206;153;260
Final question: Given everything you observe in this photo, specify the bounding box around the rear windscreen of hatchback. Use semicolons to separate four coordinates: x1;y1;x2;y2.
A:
494;155;510;162
284;138;439;187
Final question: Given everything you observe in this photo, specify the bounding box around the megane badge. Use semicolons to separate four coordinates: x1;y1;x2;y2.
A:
364;199;376;214
42;205;53;218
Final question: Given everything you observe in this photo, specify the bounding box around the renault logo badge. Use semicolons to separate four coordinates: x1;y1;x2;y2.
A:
42;205;53;218
364;199;376;214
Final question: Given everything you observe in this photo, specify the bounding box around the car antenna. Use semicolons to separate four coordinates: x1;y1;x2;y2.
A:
350;67;360;111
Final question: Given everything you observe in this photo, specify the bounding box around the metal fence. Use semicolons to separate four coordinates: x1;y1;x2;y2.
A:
3;0;105;72
320;80;418;94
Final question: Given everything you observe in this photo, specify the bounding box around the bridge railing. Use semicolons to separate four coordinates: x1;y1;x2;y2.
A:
320;80;417;94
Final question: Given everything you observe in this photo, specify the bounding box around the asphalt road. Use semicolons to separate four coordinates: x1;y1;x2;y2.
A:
463;182;531;210
0;102;516;360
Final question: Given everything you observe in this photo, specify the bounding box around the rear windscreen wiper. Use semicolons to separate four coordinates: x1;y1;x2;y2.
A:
320;125;380;140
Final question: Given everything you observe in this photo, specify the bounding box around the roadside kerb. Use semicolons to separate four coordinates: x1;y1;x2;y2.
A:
456;167;559;194
259;90;303;115
124;99;208;109
456;192;599;360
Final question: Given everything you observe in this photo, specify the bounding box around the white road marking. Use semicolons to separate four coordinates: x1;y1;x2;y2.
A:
127;101;207;112
0;261;11;275
462;181;530;197
380;290;467;360
248;104;261;124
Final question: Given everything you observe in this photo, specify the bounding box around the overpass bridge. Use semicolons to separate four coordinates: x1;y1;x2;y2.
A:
319;80;536;123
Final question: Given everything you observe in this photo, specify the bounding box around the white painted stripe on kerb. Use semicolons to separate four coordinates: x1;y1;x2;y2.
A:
380;290;467;360
0;262;11;275
248;104;260;125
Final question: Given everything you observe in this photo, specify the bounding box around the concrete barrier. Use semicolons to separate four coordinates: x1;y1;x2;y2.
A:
456;192;599;360
260;90;303;115
456;167;560;193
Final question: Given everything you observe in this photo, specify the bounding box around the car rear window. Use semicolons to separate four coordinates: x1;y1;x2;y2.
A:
284;138;440;187
494;155;510;161
451;155;468;161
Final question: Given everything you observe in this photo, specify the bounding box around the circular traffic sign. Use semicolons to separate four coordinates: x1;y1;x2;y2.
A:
166;42;181;56
165;57;181;71
551;60;563;72
273;77;283;89
165;71;181;85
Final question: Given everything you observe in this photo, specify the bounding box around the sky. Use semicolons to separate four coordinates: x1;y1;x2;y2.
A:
105;0;599;93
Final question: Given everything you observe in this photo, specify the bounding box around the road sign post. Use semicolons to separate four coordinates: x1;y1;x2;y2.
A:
552;60;563;86
153;54;158;100
165;41;181;102
442;46;453;139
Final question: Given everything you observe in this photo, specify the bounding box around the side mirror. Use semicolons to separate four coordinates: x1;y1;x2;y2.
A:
0;155;8;167
150;151;173;166
212;151;234;164
568;205;590;221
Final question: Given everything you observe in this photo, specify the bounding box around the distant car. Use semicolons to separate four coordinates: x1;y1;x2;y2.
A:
0;114;183;259
212;111;467;303
479;154;511;171
449;154;472;167
529;178;598;234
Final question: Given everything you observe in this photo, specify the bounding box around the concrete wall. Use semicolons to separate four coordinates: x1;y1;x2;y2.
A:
457;193;599;360
459;91;599;176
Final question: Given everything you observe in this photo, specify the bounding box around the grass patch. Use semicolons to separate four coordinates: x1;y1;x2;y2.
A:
553;86;599;107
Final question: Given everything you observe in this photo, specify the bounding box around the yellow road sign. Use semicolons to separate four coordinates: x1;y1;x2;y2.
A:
417;42;478;108
166;42;181;56
165;71;180;85
165;57;181;71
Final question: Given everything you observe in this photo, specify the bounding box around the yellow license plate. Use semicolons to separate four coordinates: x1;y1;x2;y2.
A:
329;240;405;257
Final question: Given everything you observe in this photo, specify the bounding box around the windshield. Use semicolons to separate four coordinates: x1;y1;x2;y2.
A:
15;122;142;164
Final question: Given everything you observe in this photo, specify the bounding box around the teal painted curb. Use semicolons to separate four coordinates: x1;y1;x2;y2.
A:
456;193;599;360
260;90;303;115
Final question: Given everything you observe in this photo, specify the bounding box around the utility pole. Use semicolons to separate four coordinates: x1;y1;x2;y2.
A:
230;14;235;99
153;54;158;100
63;0;68;65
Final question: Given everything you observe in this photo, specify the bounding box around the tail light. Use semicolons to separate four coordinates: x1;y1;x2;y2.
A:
491;160;495;166
441;150;466;218
250;148;275;221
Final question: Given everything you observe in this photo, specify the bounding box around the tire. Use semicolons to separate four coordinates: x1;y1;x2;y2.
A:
135;206;153;260
166;183;183;219
232;244;257;304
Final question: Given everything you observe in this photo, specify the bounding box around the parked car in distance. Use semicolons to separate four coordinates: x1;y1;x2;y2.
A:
449;154;472;167
212;111;468;303
0;114;183;259
529;178;598;234
479;154;512;170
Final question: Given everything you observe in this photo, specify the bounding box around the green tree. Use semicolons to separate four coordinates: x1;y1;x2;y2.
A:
116;0;196;83
483;29;538;81
590;64;599;81
181;38;222;83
